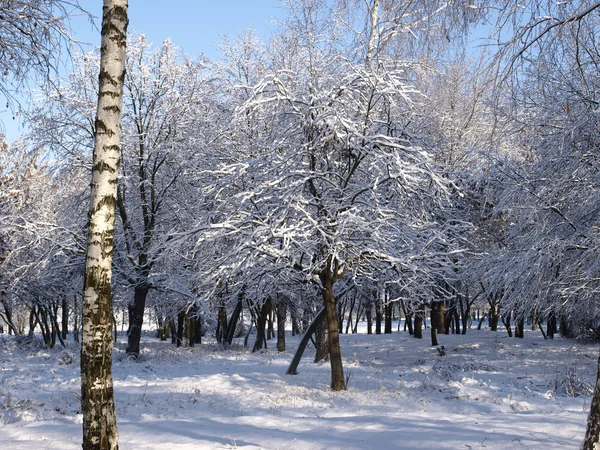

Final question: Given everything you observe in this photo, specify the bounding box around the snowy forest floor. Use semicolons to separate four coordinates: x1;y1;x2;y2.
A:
0;325;597;449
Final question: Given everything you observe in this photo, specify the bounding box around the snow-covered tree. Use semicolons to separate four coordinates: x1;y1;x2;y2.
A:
26;33;216;356
0;0;91;110
197;0;476;390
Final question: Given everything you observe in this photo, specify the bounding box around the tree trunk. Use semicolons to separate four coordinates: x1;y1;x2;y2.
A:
287;308;326;375
345;294;355;334
461;294;470;335
277;301;286;352
225;299;243;346
453;308;460;334
169;317;177;345
267;304;274;340
73;295;79;343
126;282;149;356
314;314;329;363
401;300;413;335
157;314;165;339
375;298;382;335
185;311;194;347
583;352;600;449
320;270;346;391
61;296;68;340
413;305;424;339
477;313;487;330
337;300;345;334
81;2;127;448
253;297;272;352
515;316;524;338
366;302;373;335
489;305;499;331
501;311;512;337
193;315;202;344
352;304;362;334
384;300;392;334
547;312;556;339
176;310;185;347
0;292;18;335
216;300;228;344
29;306;36;336
430;305;438;346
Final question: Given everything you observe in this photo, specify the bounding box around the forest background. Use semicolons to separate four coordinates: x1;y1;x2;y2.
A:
3;0;600;448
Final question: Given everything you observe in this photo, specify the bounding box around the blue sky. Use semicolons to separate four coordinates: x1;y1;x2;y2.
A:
1;0;283;142
74;0;283;58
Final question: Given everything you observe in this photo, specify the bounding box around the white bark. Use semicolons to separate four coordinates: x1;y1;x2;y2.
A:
80;1;128;449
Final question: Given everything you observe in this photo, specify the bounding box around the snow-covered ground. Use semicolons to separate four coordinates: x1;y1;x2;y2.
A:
0;325;597;449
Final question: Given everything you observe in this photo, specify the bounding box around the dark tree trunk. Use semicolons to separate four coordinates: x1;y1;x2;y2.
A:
501;311;512;337
157;314;165;340
0;294;18;335
461;293;470;335
547;312;556;339
29;306;36;336
400;300;413;335
216;300;227;344
366;302;373;335
169;317;177;345
375;298;382;335
176;310;185;347
193;315;202;344
352;304;362;334
253;297;272;352
453;308;460;334
489;305;499;331
314;314;329;363
515;316;524;338
560;316;572;337
61;296;68;340
287;308;326;375
431;301;445;334
186;311;194;347
225;299;243;346
292;314;300;336
430;305;438;346
126;283;149;356
73;295;79;343
538;321;547;340
413;305;424;339
345;294;355;335
337;300;345;334
384;300;392;334
320;269;346;391
477;313;487;330
277;301;287;352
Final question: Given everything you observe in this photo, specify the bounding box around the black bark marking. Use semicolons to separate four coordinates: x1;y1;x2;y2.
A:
94;195;116;214
93;161;116;174
95;119;115;138
103;105;121;113
99;69;119;87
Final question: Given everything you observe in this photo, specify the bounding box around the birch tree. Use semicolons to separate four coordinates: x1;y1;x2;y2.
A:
80;1;127;448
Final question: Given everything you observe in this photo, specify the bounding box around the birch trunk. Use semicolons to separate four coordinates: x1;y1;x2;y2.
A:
80;1;128;449
584;351;600;449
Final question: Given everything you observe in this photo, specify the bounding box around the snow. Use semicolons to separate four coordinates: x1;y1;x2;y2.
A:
0;325;596;449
